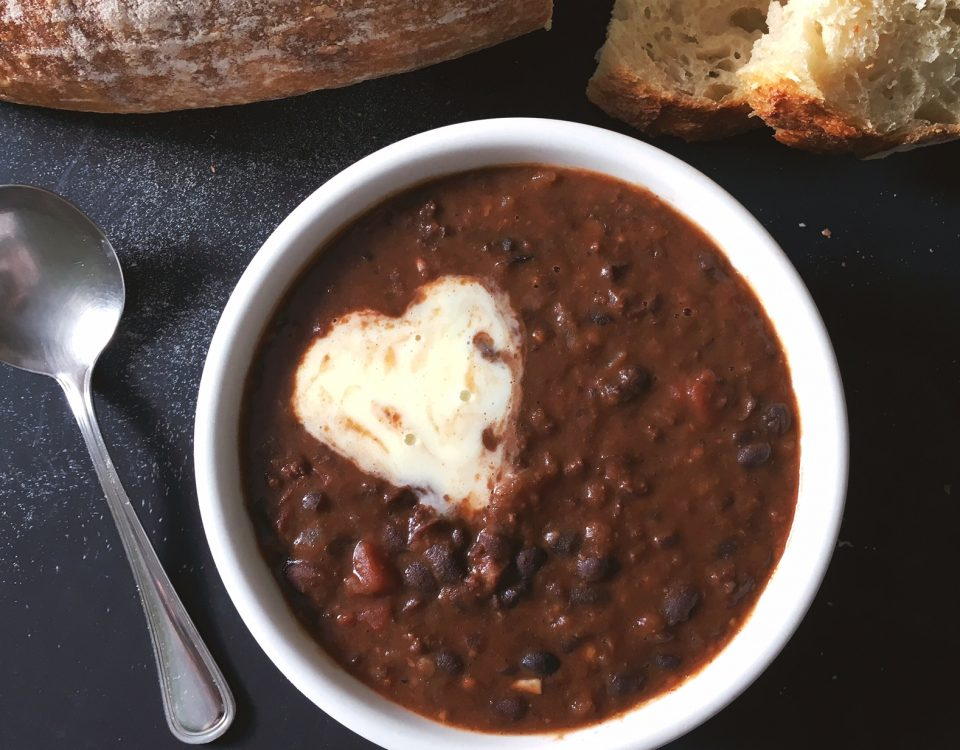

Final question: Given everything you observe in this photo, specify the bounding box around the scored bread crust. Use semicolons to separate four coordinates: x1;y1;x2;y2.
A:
587;64;759;141
0;0;552;114
746;80;960;157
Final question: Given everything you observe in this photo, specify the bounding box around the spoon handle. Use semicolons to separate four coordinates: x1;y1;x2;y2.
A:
59;370;235;744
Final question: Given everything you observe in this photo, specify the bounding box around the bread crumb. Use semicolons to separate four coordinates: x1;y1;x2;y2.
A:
210;163;217;174
821;228;832;238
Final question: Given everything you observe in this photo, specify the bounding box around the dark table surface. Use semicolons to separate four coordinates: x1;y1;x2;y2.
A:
1;3;957;749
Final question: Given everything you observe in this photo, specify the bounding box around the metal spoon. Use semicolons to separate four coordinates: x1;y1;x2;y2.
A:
0;185;235;744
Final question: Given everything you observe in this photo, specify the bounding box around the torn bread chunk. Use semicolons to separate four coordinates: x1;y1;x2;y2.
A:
587;0;772;139
740;0;960;156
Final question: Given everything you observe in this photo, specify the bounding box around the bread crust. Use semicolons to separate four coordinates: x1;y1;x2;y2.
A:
587;64;758;141
746;80;960;157
0;1;552;113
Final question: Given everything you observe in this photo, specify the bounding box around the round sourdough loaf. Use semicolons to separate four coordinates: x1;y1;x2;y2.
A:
0;1;552;113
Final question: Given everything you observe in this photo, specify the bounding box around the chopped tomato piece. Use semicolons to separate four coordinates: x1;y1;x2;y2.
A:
347;540;397;595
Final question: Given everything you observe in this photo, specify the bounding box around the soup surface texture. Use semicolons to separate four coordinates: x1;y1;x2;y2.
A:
242;166;799;732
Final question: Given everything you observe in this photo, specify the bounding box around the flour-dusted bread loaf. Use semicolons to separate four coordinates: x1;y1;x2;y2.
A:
587;0;772;139
0;1;552;113
740;0;960;156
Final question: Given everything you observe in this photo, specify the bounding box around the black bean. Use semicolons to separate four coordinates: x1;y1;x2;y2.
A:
661;585;701;626
729;575;757;606
418;200;437;220
324;534;352;557
384;488;417;509
590;311;614;326
576;555;616;582
698;251;719;276
607;670;644;697
381;523;406;554
737;442;772;468
473;529;513;562
732;429;756;446
301;492;326;511
279;459;310;481
654;653;681;671
600;263;629;281
406;505;442;542
619;365;650;391
545;529;580;556
418;221;446;243
498;582;528;609
559;634;585;653
434;648;464;675
402;561;437;593
762;403;793;435
492;696;527;722
569;585;607;606
520;650;560;676
598;366;650;405
716;538;737;559
424;543;465;583
515;546;547;578
507;253;534;266
652;532;680;549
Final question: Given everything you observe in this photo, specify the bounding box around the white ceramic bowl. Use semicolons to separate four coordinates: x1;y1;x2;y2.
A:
195;118;847;750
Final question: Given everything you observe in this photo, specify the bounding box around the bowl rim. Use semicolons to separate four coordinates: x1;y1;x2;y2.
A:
195;117;848;750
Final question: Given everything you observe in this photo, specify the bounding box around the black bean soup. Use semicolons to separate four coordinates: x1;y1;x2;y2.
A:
242;166;799;732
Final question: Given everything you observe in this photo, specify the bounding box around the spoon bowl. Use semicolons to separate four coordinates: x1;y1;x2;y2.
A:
0;185;123;377
0;185;234;744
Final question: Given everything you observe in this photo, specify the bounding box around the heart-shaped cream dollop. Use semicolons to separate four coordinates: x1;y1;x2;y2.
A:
292;275;522;514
